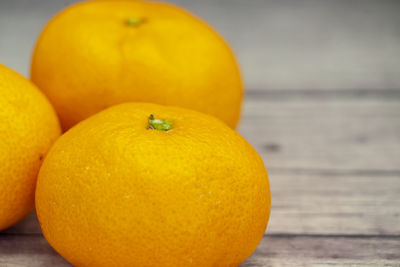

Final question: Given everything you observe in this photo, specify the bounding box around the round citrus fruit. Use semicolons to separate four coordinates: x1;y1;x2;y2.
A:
36;102;270;267
0;63;60;231
31;0;243;131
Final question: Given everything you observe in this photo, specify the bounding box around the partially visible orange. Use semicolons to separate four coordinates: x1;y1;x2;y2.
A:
31;0;243;131
0;64;61;231
36;102;270;267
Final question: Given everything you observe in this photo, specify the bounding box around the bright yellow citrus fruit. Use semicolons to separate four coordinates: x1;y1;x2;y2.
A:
0;63;61;231
36;102;270;267
31;0;243;131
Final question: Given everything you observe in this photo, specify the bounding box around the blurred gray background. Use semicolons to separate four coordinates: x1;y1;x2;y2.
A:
1;0;400;90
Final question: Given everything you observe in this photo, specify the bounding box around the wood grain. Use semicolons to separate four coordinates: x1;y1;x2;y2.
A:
0;235;70;267
240;90;400;171
268;172;400;235
242;235;400;266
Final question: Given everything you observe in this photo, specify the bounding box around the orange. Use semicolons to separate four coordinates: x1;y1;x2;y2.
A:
35;102;270;267
31;0;243;131
0;64;60;231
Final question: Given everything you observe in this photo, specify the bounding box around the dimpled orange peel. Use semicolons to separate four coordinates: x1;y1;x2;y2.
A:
0;63;60;231
35;102;270;267
31;0;243;131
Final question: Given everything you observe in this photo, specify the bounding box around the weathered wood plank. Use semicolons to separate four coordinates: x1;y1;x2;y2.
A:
240;93;400;171
1;235;399;266
0;234;70;267
268;172;400;235
242;235;400;266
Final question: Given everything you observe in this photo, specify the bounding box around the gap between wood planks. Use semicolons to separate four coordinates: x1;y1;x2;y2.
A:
269;167;400;177
2;232;400;239
245;88;400;100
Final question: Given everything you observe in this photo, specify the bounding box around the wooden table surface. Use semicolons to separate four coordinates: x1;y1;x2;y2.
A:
1;0;400;266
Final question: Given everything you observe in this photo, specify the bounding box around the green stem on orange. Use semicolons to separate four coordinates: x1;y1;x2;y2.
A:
125;17;146;27
146;114;174;131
